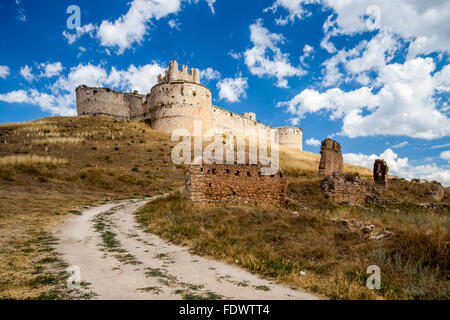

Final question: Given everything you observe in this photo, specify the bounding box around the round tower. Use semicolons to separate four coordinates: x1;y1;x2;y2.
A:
147;61;213;134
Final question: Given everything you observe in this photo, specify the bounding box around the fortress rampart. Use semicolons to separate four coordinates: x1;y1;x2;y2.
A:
76;60;303;150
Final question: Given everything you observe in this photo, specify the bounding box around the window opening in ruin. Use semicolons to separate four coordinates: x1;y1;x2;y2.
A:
247;171;251;177
226;169;230;174
212;168;217;175
235;170;240;176
200;168;203;172
208;183;212;187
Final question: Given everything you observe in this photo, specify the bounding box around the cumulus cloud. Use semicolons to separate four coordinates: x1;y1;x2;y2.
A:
97;0;182;54
300;44;314;65
344;148;450;186
266;0;450;56
278;57;450;139
20;65;34;82
201;68;221;81
305;137;320;146
217;76;248;103
40;62;63;78
0;89;76;116
1;62;165;116
62;24;96;45
244;19;305;88
0;65;10;79
440;151;450;162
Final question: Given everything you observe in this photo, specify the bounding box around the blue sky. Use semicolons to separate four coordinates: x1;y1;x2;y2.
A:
0;0;449;185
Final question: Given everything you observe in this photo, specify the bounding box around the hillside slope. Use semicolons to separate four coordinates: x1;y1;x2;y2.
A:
0;116;447;299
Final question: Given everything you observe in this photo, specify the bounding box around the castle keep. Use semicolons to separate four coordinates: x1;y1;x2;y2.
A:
76;60;303;150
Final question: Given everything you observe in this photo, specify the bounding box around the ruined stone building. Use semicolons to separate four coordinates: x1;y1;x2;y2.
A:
373;159;389;188
76;60;303;150
185;162;286;205
318;138;343;176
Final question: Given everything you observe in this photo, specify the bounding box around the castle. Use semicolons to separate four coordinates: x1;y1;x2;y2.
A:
76;60;303;150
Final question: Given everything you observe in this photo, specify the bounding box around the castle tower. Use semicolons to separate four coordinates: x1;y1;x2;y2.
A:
147;61;213;134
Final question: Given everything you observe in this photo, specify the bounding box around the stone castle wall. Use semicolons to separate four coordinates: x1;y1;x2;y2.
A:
76;61;303;150
186;163;286;204
76;86;147;120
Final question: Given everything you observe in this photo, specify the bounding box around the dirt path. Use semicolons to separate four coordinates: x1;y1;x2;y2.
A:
54;197;319;300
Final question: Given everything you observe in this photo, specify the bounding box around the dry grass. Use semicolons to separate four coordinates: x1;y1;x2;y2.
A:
0;115;186;299
0;155;68;166
30;137;84;145
1;114;447;300
137;192;449;300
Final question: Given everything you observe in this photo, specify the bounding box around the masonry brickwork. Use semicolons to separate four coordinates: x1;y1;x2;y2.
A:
318;138;343;176
321;172;367;204
186;162;287;205
76;60;303;150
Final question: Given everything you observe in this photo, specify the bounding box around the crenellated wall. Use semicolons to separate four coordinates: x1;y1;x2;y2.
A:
76;61;303;150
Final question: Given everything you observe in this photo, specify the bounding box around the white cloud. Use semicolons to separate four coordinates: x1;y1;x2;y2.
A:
266;0;450;57
279;58;450;139
105;63;165;94
168;19;181;30
305;137;320;146
391;141;408;149
20;65;34;82
320;30;399;87
344;148;450;186
201;68;221;81
40;62;63;78
62;24;96;45
300;44;314;65
217;76;248;103
0;66;10;79
264;0;315;25
228;50;242;60
206;0;216;14
244;19;305;88
1;61;165;117
0;89;76;116
440;150;450;162
97;0;182;54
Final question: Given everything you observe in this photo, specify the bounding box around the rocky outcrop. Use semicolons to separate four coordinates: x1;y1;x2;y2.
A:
318;138;343;176
425;182;445;201
331;218;394;241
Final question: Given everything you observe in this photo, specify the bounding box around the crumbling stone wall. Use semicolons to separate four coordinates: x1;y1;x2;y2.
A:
186;163;286;204
318;138;343;176
373;159;389;188
321;172;367;204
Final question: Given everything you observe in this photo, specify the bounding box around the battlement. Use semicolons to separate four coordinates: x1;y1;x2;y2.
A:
157;60;201;84
76;60;303;151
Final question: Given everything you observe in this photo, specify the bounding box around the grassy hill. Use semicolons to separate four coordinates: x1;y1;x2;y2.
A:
0;116;448;299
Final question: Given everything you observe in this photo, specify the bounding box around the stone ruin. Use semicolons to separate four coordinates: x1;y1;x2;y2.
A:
185;162;286;205
318;138;343;176
321;172;367;204
373;159;389;188
425;182;445;202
